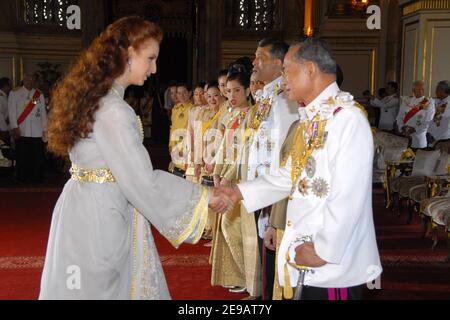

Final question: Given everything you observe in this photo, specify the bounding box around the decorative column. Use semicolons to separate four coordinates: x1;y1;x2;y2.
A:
400;0;450;95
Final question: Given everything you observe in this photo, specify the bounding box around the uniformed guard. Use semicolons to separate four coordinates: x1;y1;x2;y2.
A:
0;77;12;144
8;73;47;183
370;81;399;131
427;80;450;147
396;80;436;149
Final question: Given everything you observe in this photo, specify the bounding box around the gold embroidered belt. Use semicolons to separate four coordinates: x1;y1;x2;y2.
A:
70;164;116;183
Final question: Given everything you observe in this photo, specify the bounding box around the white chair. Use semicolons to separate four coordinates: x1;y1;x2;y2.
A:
373;131;409;184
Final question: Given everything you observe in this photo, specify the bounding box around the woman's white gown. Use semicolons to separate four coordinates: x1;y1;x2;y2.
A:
39;83;209;300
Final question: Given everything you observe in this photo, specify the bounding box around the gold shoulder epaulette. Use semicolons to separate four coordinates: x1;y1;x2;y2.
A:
354;101;369;119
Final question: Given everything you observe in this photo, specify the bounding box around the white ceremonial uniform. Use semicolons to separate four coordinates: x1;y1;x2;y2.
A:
396;96;435;148
428;95;450;142
8;86;47;138
246;76;298;237
370;94;399;131
238;82;382;289
247;76;298;180
0;89;9;132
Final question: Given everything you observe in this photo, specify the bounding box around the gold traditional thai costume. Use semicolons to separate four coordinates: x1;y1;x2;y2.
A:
230;103;262;297
196;105;222;237
210;105;251;289
186;105;204;182
169;102;194;173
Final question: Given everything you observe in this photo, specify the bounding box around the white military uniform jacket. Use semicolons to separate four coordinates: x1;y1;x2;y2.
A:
0;89;8;131
239;82;382;289
247;76;298;180
8;86;47;138
428;95;450;142
370;94;399;131
396;95;435;148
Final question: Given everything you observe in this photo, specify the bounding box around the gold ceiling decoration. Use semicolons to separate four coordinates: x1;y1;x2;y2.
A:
403;0;450;16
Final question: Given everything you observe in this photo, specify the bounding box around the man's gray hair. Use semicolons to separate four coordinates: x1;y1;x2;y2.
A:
437;80;450;94
293;38;337;75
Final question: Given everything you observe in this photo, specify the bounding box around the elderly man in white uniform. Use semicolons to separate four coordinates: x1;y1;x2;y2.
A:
396;80;435;149
370;81;399;131
8;73;47;183
0;77;12;143
221;38;382;300
427;80;450;147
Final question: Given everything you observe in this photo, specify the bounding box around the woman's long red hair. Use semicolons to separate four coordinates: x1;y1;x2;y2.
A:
47;16;163;156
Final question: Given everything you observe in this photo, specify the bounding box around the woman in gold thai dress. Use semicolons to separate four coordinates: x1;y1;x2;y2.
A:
195;82;224;242
186;82;207;182
210;70;254;293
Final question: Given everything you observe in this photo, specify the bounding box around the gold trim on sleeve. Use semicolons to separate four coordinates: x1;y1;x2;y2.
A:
167;186;209;248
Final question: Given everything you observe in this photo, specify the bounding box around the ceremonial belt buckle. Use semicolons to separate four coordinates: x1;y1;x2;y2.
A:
171;167;186;179
69;165;116;184
201;176;215;187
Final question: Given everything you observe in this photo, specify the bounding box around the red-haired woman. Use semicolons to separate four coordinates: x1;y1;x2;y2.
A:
39;16;230;300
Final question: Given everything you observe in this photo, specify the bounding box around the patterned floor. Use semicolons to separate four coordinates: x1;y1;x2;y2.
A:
0;254;212;270
2;253;447;270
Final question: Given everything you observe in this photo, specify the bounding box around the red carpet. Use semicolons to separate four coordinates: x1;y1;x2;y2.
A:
363;188;450;300
0;190;246;300
1;186;449;300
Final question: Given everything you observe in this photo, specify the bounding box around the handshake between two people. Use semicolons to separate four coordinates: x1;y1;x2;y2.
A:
208;184;243;214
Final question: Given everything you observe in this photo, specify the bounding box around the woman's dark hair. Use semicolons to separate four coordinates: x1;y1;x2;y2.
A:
206;80;219;91
218;70;228;78
227;56;252;89
228;57;253;77
177;83;191;91
195;82;206;90
227;71;250;89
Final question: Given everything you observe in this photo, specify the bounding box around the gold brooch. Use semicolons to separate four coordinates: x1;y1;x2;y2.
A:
297;178;310;196
305;156;316;178
312;178;329;198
